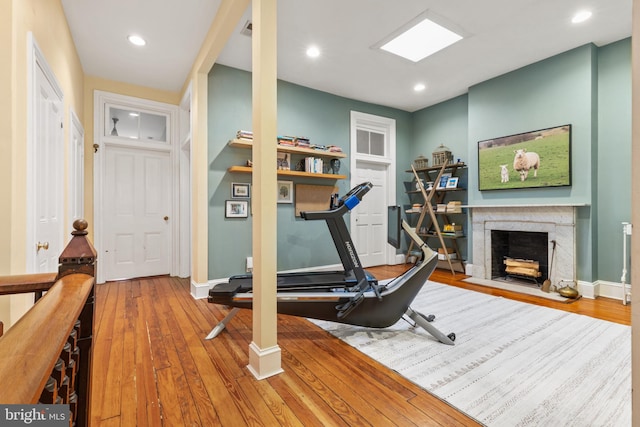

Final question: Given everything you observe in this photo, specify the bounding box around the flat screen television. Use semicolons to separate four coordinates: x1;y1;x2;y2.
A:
387;206;402;249
477;124;571;191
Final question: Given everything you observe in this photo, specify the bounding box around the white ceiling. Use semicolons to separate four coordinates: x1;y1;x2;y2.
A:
62;0;632;112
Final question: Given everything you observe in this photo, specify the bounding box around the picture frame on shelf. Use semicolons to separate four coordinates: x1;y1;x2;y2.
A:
225;200;248;218
277;152;291;170
446;177;459;189
231;182;250;198
277;181;294;203
437;173;452;189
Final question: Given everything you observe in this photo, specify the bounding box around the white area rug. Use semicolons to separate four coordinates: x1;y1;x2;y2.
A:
309;281;631;427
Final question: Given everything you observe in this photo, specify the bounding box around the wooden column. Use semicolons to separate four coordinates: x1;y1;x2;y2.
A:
248;0;282;379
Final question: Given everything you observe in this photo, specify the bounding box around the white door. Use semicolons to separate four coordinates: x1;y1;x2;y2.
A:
33;60;64;273
352;162;387;267
350;111;397;268
103;146;171;280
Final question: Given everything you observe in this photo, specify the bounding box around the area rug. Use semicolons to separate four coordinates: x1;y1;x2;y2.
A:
309;281;631;427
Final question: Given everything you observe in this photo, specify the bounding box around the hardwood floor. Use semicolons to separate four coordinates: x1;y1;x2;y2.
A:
90;267;630;426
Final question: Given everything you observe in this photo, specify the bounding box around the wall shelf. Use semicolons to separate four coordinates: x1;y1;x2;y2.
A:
229;139;347;159
227;165;346;180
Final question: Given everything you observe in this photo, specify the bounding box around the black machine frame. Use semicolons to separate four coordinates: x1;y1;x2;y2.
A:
207;182;455;345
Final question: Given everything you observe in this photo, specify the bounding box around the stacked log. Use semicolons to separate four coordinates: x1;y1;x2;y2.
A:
504;257;541;278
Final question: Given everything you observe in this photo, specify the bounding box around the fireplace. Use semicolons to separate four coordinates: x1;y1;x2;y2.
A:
490;230;548;283
471;206;576;287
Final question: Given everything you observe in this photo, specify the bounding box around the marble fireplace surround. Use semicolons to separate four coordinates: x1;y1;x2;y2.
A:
470;206;576;286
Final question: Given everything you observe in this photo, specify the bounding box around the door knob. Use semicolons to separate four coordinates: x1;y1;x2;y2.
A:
36;241;49;252
164;216;169;221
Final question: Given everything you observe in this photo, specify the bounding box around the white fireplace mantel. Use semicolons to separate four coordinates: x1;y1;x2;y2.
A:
470;206;577;286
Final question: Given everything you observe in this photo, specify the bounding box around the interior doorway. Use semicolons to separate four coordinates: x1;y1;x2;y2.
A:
27;34;64;274
349;111;397;267
94;91;180;283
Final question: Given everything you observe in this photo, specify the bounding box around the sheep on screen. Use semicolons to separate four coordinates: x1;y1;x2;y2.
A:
513;149;540;182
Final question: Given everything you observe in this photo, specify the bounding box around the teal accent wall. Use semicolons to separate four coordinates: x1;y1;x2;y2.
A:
407;41;631;283
596;38;632;282
411;95;469;260
208;64;412;279
208;38;631;283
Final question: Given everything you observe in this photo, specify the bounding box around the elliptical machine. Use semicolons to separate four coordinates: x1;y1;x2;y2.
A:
206;182;455;345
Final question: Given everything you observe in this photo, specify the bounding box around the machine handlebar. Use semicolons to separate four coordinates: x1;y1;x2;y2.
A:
300;182;372;221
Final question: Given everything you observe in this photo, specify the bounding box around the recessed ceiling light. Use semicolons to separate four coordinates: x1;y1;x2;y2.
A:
380;17;463;62
414;83;426;92
128;35;146;46
306;46;320;58
571;10;592;24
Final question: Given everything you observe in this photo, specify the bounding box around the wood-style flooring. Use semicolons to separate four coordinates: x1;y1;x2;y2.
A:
90;266;630;426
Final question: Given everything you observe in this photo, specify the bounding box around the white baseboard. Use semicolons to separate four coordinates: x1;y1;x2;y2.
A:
592;280;631;302
191;278;225;299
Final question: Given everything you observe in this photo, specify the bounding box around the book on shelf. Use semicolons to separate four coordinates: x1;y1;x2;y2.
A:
236;130;253;140
304;157;324;174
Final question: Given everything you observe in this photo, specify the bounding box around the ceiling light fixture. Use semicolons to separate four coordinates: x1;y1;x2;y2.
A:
571;10;592;24
306;46;320;58
379;13;463;62
128;34;146;46
414;83;426;92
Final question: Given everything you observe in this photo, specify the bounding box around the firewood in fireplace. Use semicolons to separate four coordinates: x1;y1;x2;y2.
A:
504;257;542;278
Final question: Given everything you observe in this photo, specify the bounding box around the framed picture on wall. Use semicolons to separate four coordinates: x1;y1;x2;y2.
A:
477;124;572;191
277;181;294;203
225;200;248;218
231;182;250;198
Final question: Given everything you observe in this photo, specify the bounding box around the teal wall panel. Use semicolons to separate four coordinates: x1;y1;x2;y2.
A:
208;64;412;279
596;38;632;282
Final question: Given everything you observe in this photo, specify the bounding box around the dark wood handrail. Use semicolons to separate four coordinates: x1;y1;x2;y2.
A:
0;272;58;295
0;219;96;426
0;273;94;403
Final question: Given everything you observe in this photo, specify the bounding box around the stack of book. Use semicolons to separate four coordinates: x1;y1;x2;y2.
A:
295;137;311;148
446;201;462;213
304;157;324;174
277;135;296;146
236;130;253;141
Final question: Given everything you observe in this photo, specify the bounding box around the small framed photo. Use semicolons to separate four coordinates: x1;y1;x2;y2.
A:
225;200;248;218
446;177;459;189
231;182;250;198
277;152;291;170
437;173;452;189
277;181;294;203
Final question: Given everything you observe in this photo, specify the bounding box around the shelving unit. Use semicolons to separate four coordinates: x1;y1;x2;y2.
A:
227;139;347;179
405;161;467;274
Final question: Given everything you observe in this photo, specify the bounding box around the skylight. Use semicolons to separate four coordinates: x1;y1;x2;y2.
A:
380;17;463;62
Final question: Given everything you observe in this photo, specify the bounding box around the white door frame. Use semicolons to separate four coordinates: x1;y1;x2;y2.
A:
26;33;65;273
349;111;397;265
69;108;85;223
93;90;181;283
178;84;192;278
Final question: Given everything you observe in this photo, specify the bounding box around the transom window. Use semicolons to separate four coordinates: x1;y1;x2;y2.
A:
356;129;385;156
105;106;168;142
